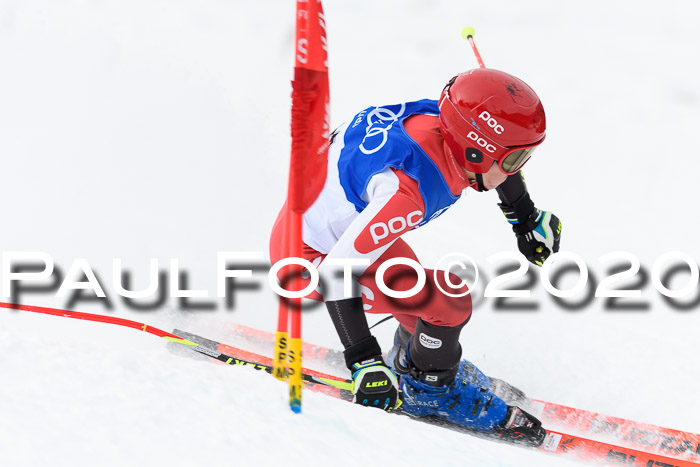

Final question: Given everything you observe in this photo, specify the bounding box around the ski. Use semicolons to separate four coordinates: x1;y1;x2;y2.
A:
218;321;700;463
169;328;700;467
529;399;700;464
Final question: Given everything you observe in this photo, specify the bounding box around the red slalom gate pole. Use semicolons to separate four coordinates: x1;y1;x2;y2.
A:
271;202;304;412
273;204;292;382
271;201;304;411
461;26;486;68
277;0;331;413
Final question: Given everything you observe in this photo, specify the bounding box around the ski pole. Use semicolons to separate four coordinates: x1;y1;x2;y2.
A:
461;26;486;69
0;301;197;345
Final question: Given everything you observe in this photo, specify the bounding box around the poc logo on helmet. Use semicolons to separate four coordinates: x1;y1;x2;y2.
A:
369;210;423;245
478;111;505;134
419;333;442;349
467;131;496;154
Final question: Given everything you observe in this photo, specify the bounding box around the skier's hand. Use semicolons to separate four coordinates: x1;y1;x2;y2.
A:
509;209;561;266
351;357;400;411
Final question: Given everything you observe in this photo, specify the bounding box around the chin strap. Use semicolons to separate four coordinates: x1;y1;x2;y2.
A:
475;173;489;192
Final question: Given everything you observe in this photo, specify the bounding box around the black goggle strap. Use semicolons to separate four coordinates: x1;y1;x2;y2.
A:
442;75;457;94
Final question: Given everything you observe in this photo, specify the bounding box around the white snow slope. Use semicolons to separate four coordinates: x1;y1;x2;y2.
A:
1;1;699;466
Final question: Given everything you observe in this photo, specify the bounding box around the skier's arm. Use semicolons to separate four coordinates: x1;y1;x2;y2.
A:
496;172;535;223
496;172;561;266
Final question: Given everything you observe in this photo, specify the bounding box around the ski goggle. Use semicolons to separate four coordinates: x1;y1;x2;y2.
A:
500;144;541;174
439;91;544;174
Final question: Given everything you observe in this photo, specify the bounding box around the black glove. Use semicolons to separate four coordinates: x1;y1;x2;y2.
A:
496;174;561;266
344;337;400;411
351;357;400;411
502;207;561;266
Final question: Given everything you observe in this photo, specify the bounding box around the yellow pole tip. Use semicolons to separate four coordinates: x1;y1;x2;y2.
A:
461;26;476;40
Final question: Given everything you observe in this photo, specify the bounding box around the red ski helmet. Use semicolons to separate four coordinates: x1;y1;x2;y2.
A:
438;68;546;174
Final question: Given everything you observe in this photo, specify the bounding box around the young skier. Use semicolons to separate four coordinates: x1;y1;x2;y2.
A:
270;68;561;444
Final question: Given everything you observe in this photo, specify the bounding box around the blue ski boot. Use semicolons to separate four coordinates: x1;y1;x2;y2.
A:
399;348;509;432
386;326;546;445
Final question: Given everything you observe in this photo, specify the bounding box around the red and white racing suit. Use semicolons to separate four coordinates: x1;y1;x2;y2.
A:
270;114;474;333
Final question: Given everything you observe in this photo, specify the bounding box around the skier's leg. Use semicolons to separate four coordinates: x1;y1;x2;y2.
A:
357;238;472;332
358;241;544;442
356;241;498;419
355;238;471;376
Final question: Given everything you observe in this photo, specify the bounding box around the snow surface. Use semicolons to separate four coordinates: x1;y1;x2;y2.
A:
1;1;699;466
